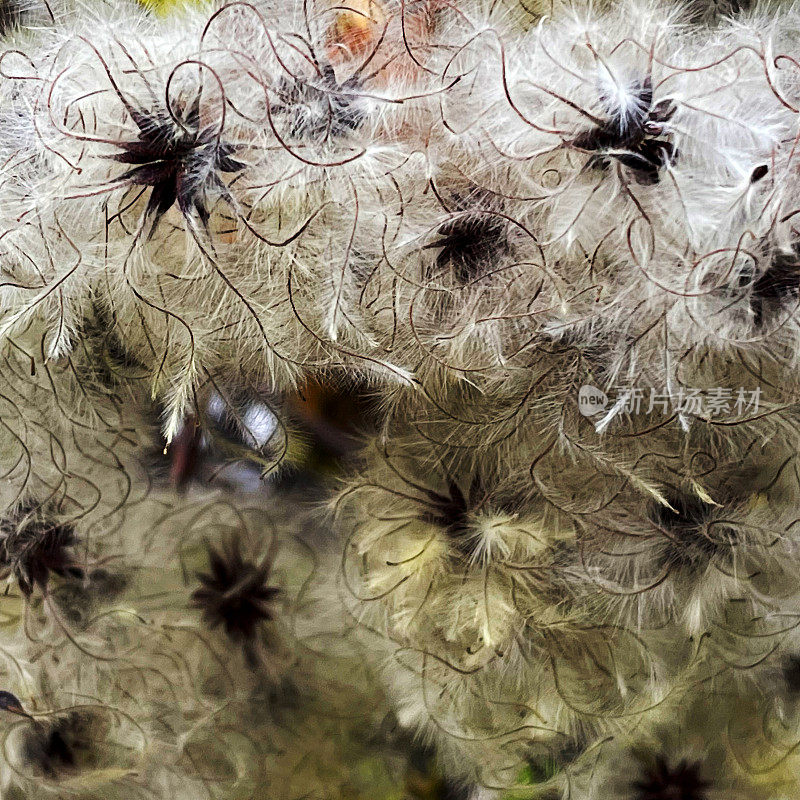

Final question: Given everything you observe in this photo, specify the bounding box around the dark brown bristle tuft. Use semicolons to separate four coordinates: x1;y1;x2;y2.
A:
108;92;244;236
191;539;280;644
21;713;95;778
633;756;710;800
270;63;365;141
420;474;487;558
0;504;82;597
750;246;800;327
425;214;510;285
571;77;676;184
649;491;735;571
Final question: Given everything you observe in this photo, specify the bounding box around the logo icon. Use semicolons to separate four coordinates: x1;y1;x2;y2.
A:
578;385;608;416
